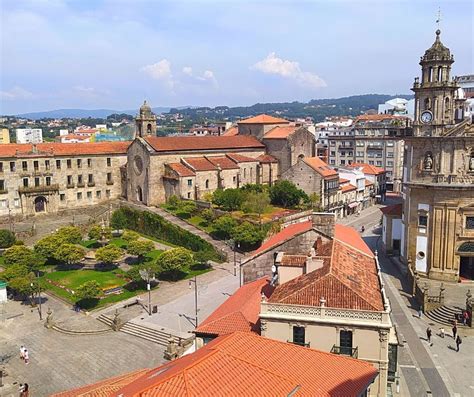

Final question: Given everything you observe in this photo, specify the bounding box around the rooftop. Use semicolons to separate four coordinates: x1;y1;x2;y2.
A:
237;114;289;124
303;157;338;178
167;162;196;177
355;114;408;122
222;126;238;136
349;162;385;175
341;184;357;193
263;125;298;139
54;332;378;397
195;277;273;336
380;203;403;217
206;156;240;170
0;141;130;158
143;135;264;153
183;157;218;171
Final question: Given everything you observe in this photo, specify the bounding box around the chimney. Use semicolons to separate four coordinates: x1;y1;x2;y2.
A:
311;213;335;238
319;297;326;307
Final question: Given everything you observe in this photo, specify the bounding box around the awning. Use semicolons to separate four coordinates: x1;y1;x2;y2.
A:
348;202;359;209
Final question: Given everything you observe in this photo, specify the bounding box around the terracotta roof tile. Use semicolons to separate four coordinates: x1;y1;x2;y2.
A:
263;126;298;139
0;142;130;158
237;114;289;124
143;135;264;152
256;153;278;163
206;156;239;170
349;162;385;175
225;153;259;163
167;162;195;177
341;184;357;193
303;157;338;178
183;157;218;171
195;278;273;336
380;203;402;216
50;368;149;397
253;220;313;255
79;332;377;396
335;224;374;257
281;254;307;267
222;126;238;136
365;180;374;186
339;177;350;183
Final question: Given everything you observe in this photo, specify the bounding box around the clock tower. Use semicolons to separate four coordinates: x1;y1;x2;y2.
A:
412;29;464;136
401;29;474;282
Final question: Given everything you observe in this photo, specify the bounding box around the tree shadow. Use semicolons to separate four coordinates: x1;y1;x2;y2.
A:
159;270;187;282
77;297;100;309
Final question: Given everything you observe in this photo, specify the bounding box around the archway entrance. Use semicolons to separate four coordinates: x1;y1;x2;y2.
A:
136;186;143;203
458;242;474;280
34;196;47;213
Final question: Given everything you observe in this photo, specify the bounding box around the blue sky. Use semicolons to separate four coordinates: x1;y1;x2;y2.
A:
1;0;472;114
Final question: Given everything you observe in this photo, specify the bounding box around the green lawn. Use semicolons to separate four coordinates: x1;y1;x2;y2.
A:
43;268;127;290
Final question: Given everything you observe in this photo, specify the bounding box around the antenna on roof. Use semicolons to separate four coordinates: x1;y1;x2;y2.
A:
435;6;442;29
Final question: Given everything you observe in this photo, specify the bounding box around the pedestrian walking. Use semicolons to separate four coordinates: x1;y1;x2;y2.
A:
418;306;423;318
440;327;445;338
455;335;462;352
20;383;29;397
426;327;432;345
19;345;25;360
463;310;469;326
23;349;29;365
452;322;457;339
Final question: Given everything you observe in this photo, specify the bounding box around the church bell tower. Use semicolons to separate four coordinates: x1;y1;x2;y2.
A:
135;100;157;138
412;30;460;137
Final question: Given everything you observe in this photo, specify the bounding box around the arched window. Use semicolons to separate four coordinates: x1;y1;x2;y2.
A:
428;67;433;82
424;98;431;110
147;123;152;134
205;179;209;189
444;97;450;116
243;168;247;178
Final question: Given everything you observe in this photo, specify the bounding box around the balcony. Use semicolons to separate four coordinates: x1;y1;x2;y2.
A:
106;180;114;185
366;144;384;150
19;184;59;194
67;183;75;189
330;345;358;358
87;181;95;187
77;182;85;188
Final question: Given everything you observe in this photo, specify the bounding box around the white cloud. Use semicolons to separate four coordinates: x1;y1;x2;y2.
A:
182;66;193;76
0;86;35;100
252;52;326;89
141;59;174;89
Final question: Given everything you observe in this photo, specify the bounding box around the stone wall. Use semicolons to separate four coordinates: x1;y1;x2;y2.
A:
281;159;323;198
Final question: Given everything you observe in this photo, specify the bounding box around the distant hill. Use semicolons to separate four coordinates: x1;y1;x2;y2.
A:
168;94;413;122
15;107;173;120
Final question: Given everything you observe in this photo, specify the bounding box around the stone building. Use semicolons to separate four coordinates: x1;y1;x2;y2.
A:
134;100;157;138
240;213;396;397
0;142;129;217
401;29;474;281
328;114;410;191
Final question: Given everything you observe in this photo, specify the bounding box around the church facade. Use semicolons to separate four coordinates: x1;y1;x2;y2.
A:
401;30;474;281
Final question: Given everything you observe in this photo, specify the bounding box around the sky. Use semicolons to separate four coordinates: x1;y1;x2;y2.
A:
1;0;473;114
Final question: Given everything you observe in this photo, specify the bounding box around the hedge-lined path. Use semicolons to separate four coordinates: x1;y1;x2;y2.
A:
122;201;245;268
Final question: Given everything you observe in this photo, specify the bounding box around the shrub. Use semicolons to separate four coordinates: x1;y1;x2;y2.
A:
212;188;244;211
167;195;180;208
0;229;16;249
53;243;85;265
127;239;154;258
158;248;193;280
231;222;265;250
95;244;123;264
269;180;308;208
56;226;82;245
122;230;140;242
76;280;102;300
212;215;238;239
88;225;112;241
201;208;216;223
34;234;61;259
176;200;197;218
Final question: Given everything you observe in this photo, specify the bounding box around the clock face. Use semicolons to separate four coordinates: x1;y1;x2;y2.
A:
420;111;433;124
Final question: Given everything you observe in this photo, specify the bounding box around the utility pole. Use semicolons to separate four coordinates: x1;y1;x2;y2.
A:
189;276;198;328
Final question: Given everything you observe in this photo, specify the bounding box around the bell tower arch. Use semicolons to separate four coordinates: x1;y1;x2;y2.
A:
135;100;157;138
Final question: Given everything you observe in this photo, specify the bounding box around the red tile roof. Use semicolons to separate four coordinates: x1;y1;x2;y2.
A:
380;203;402;216
349;162;385;175
167;162;195;177
195;278;273;336
64;332;377;397
341;184;357;193
183;157;218;171
225;153;259;163
365;180;374;186
206;156;239;169
0;142;130;158
303;157;338;178
51;368;149;397
253;220;313;255
256;153;278;163
61;134;92;141
263;126;297;139
334;224;374;257
269;234;383;311
222;126;238;136
339;177;350;183
143;135;264;152
237;114;289;124
281;254;307;267
355;114;408;122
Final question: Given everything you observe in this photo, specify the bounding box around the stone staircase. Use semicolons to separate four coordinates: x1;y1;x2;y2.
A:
97;314;194;347
425;305;469;327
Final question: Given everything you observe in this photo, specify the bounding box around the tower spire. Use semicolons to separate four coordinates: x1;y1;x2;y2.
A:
436;7;442;30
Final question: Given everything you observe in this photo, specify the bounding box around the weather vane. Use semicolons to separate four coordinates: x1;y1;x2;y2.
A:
436;7;442;29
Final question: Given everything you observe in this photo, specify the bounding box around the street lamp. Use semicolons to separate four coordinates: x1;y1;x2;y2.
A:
189;276;198;328
229;239;240;277
31;271;42;320
139;269;153;316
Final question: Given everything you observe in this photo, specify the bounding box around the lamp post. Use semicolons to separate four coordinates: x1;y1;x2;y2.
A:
189;276;198;328
31;271;42;320
229;239;240;277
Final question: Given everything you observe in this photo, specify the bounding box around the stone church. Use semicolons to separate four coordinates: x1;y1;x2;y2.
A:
401;29;474;281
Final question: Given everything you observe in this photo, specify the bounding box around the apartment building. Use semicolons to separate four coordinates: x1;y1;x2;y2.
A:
328;114;411;191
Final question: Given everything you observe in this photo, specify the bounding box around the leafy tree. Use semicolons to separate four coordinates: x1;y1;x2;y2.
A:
307;193;321;210
56;226;82;244
201;208;216;223
176;200;197;215
111;210;128;229
127;240;154;260
53;244;85;265
202;192;213;202
241;183;266;193
167;195;180;208
269;180;308;208
122;230;140;242
0;229;16;248
76;280;102;300
127;261;160;283
0;264;29;281
241;191;270;224
88;225;112;241
231;222;265;250
95;244;123;264
158;248;193;280
8;276;36;301
3;245;45;271
34;234;61;259
212;188;244;211
212;215;238;239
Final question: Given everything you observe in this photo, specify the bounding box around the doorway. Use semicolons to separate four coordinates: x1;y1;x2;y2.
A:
460;256;474;280
34;196;47;213
136;186;143;203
